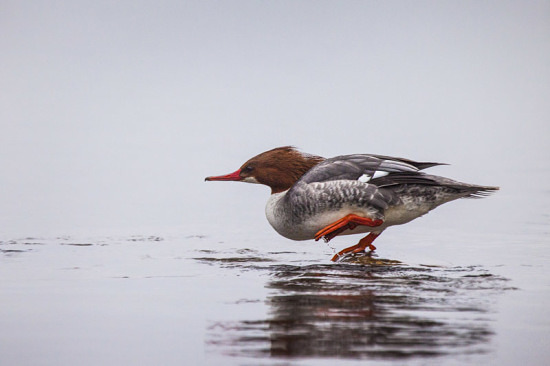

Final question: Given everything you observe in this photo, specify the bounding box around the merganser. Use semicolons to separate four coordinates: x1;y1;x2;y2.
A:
205;146;498;261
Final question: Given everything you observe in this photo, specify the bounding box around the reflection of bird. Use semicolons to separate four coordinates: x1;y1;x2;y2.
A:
205;146;498;261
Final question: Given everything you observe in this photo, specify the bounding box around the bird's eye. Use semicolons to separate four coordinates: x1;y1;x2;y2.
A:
242;165;254;173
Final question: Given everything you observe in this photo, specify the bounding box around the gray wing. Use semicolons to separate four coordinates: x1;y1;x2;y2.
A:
297;154;443;185
284;154;446;223
286;180;392;223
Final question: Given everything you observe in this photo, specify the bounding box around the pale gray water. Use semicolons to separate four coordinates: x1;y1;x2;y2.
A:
1;1;549;365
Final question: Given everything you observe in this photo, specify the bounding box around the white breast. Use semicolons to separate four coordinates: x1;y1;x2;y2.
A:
265;191;302;239
266;190;324;240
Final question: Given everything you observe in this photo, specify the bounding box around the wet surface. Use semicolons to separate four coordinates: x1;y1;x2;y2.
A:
199;251;511;361
0;229;545;366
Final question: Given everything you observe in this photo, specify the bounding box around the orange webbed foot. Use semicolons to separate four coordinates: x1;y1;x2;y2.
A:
330;233;380;262
314;214;383;242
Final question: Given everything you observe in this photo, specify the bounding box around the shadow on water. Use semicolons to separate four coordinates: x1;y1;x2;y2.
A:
198;251;512;361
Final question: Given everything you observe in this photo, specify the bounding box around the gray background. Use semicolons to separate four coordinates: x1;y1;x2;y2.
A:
1;0;548;234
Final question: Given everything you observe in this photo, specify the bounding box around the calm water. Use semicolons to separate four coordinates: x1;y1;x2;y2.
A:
1;183;549;366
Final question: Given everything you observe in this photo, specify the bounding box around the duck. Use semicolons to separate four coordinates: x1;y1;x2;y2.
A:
205;146;498;261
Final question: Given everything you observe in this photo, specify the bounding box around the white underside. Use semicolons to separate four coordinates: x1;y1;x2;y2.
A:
265;191;436;241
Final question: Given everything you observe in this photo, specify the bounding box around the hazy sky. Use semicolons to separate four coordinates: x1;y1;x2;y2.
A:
1;1;549;236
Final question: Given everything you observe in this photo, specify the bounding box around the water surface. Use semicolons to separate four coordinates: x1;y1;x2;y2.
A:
2;225;543;366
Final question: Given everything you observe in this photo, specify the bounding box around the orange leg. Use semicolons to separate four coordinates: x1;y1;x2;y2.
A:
314;214;383;242
331;232;380;262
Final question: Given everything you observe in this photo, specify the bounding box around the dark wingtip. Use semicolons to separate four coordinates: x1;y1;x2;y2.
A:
416;162;448;170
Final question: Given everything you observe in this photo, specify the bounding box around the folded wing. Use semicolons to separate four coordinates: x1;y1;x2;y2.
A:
296;154;444;185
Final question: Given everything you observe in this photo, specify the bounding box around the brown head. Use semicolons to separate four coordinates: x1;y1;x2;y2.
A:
205;146;325;194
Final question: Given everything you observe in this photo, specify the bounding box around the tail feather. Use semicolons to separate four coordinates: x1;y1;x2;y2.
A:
373;172;499;199
462;185;499;199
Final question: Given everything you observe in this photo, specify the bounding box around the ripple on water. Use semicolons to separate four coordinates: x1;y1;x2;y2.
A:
200;250;512;361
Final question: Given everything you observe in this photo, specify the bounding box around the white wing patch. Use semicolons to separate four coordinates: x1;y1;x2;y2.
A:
358;171;389;183
373;170;389;179
358;174;371;183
